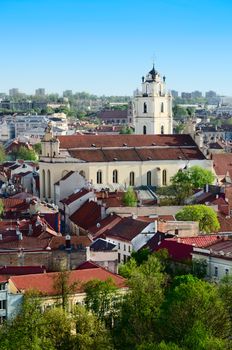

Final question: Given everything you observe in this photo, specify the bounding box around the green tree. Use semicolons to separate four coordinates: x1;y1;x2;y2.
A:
53;270;78;310
219;275;232;322
15;146;37;161
33;143;42;155
123;187;137;207
114;255;166;349
159;275;231;348
84;278;118;324
72;305;113;350
118;257;138;278
120;126;133;134
175;205;220;233
172;105;187;120
0;145;6;163
188;166;215;189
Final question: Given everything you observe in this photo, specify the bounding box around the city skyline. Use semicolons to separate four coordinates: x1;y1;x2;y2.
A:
1;0;232;96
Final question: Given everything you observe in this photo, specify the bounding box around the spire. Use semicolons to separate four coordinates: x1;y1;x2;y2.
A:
149;63;157;80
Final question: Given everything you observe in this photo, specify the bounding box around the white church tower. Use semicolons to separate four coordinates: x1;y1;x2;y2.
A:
134;65;173;135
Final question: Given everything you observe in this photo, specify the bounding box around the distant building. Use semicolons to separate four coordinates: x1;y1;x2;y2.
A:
63;90;73;98
205;90;217;99
181;92;192;99
171;90;178;98
191;90;202;99
9;88;19;97
98;109;128;125
35;88;45;96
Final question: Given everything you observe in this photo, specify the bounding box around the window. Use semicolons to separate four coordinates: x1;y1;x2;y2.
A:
161;125;164;134
129;171;135;186
97;170;102;184
47;169;51;198
128;246;131;253
143;102;147;113
161;102;164;113
42;169;46;198
123;255;127;263
118;253;121;263
118;243;120;249
162;169;167;186
113;169;118;183
143;125;147;135
214;266;218;277
124;244;126;251
225;268;229;276
147;171;151;186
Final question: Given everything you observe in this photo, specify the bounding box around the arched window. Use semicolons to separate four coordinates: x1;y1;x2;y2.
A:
79;170;85;178
143;125;147;135
47;170;51;198
129;172;135;186
162;169;167;186
42;169;46;198
161;102;164;113
161;125;164;134
143;102;147;113
147;171;151;186
97;170;102;184
113;169;118;183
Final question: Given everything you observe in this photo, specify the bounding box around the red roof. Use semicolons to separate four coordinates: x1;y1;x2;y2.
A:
167;235;223;248
88;214;122;238
60;189;90;205
10;265;126;295
69;200;102;230
0;265;46;276
213;153;232;176
58;134;198;149
155;240;193;261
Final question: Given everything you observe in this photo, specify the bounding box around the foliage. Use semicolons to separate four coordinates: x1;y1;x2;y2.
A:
33;143;42;155
53;270;78;310
72;305;113;350
123;187;137;207
188;166;215;189
191;258;207;279
84;278;118;324
0;145;6;163
172;105;187;120
158;275;231;348
131;248;150;265
119;126;133;134
175;204;220;233
12;146;38;161
118;257;138;278
218;275;232;322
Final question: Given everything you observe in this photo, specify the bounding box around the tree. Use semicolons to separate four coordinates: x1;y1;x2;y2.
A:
0;145;6;163
159;275;231;348
123;187;137;207
120;126;133;134
16;146;37;161
53;270;78;310
172;105;187;120
188;166;215;189
33;143;42;155
118;257;138;278
219;275;232;322
72;305;113;350
175;205;220;233
84;278;118;324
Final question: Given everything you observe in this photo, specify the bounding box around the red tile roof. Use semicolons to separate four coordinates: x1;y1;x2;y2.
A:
217;213;232;233
88;214;122;238
213;153;232;176
167;235;223;248
69;200;102;230
0;265;46;276
60;189;90;205
10;265;126;295
58;134;197;149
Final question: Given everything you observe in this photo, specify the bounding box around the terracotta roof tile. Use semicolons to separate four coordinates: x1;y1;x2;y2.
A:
60;189;90;205
69;200;102;230
167;235;223;247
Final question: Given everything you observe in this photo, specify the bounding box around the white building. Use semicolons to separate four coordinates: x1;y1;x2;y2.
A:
133;65;173;135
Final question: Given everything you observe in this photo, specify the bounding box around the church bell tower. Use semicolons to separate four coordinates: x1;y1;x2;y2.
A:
133;65;173;135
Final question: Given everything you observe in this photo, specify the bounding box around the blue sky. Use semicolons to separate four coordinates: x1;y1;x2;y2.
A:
1;0;232;96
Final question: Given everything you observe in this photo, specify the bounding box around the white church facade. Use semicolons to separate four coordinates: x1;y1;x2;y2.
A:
134;65;173;135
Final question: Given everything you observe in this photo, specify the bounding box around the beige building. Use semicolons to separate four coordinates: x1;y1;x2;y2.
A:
39;126;212;202
133;65;172;135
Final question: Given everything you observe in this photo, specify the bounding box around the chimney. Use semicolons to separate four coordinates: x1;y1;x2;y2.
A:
101;204;107;219
132;214;137;220
65;235;71;250
0;234;2;240
174;228;179;236
154;220;158;233
205;184;209;193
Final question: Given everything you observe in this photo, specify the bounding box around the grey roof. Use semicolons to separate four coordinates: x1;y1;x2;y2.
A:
90;238;116;251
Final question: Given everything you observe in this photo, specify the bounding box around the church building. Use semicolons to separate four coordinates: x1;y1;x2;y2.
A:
39;67;212;202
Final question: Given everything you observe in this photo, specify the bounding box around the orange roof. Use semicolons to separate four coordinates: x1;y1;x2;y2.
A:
10;266;126;295
167;235;223;248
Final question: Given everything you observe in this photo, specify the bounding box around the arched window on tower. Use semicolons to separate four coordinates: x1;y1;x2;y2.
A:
129;171;135;186
162;169;167;186
42;169;46;198
113;169;118;184
161;125;164;134
143;102;147;113
97;170;102;184
47;170;51;198
147;171;151;186
143;125;147;135
161;102;164;113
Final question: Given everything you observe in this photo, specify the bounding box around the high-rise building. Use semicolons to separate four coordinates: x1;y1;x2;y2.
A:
191;90;202;99
171;90;178;98
205;90;217;99
133;65;172;135
9;88;19;97
35;88;45;96
181;92;192;99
